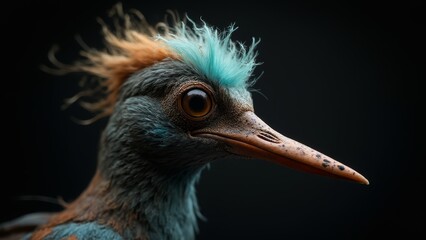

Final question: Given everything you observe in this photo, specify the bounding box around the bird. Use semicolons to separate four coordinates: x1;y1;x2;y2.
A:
0;6;368;240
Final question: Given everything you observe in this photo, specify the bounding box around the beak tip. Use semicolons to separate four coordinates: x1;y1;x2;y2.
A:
357;175;369;185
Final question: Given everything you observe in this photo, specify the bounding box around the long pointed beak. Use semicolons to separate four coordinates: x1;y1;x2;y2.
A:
193;111;369;184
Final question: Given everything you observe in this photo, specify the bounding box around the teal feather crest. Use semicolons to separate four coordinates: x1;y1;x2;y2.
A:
162;21;259;88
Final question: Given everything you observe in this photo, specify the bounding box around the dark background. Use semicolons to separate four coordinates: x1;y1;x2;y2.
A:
1;1;424;239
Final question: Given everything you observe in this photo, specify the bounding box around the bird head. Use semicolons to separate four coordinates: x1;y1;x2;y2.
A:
61;11;368;185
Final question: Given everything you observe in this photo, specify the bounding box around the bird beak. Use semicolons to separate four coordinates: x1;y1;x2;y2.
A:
192;111;369;184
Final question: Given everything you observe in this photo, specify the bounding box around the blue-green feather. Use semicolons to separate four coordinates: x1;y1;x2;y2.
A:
38;222;123;240
161;21;259;88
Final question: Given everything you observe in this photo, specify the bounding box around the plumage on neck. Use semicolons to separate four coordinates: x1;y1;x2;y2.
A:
101;136;206;240
41;131;207;240
103;159;206;240
114;165;205;240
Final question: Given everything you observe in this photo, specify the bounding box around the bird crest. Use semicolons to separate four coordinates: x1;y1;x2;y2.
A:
49;4;259;122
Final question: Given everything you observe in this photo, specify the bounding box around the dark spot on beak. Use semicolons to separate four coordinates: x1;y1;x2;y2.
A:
316;154;321;159
322;159;331;168
338;165;345;171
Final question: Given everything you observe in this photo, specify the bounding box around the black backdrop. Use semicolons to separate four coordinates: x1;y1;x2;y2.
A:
1;1;424;239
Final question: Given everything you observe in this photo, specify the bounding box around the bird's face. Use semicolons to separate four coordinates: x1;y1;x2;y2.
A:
103;59;367;184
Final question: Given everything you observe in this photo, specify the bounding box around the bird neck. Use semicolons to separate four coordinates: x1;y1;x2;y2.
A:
52;166;205;240
54;127;208;240
107;165;205;240
96;143;207;240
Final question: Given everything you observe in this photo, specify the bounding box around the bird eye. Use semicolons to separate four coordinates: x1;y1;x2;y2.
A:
180;88;213;119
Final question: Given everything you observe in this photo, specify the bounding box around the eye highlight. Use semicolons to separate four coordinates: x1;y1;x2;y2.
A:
180;88;213;119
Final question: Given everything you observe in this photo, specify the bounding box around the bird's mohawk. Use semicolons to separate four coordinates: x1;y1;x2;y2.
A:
47;4;258;123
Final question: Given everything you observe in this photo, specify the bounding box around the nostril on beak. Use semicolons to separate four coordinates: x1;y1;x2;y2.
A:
257;130;281;144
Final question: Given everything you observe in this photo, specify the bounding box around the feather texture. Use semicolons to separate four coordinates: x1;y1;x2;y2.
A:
162;21;259;88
